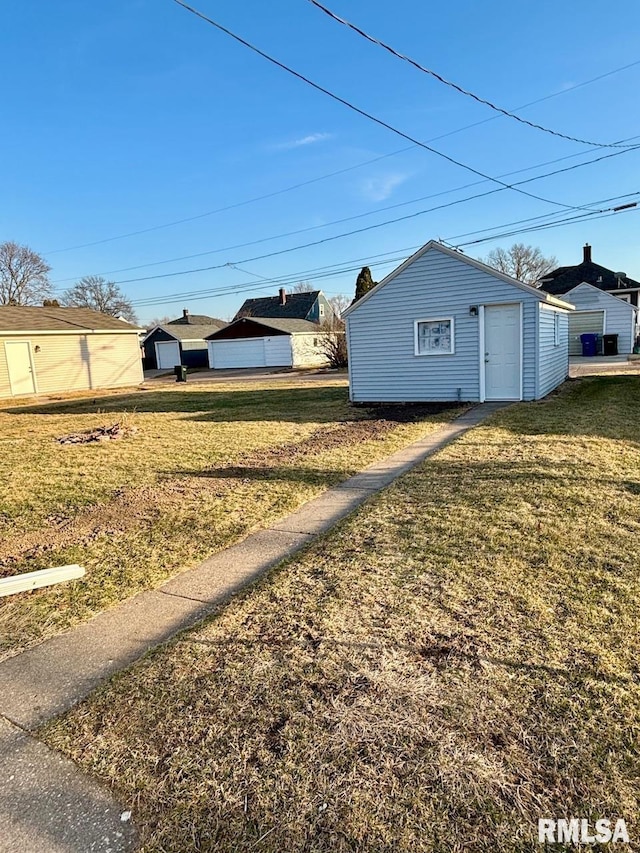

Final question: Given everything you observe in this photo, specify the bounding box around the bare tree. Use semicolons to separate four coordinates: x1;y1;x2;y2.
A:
328;294;350;319
0;241;52;305
481;243;557;285
63;276;138;323
145;314;173;329
317;319;348;368
291;280;314;293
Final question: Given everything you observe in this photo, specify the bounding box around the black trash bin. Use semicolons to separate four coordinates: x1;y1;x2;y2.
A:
174;364;188;382
602;334;619;356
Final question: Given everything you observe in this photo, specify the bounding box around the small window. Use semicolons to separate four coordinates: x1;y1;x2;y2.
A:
414;318;454;356
554;313;560;346
319;304;325;317
313;337;319;347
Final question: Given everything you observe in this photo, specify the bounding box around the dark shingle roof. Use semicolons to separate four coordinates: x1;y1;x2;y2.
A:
539;253;640;296
167;313;224;325
160;322;226;341
0;306;142;333
206;317;320;339
234;291;321;321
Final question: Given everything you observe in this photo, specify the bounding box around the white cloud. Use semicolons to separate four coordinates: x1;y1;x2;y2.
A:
360;172;409;202
274;132;333;150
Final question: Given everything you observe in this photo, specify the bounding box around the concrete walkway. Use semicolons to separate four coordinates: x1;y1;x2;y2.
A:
0;401;505;852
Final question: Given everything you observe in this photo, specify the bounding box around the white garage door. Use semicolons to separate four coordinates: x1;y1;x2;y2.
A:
568;311;604;356
155;340;181;369
209;338;267;369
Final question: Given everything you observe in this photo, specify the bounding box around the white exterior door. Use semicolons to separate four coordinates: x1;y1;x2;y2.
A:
5;341;36;396
155;340;181;369
483;304;522;401
209;339;267;369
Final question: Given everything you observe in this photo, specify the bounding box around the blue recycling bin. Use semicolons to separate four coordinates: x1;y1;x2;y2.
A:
580;333;598;357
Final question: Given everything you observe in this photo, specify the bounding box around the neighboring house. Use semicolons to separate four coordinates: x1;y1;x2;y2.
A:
561;283;638;356
205;317;328;369
234;288;333;324
143;309;226;369
539;244;640;309
0;306;143;398
343;240;573;404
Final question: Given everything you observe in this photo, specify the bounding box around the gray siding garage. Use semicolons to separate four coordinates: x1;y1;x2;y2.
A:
344;241;572;404
564;283;637;355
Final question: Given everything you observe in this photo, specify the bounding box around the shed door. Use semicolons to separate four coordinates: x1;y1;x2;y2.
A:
568;310;604;356
5;341;36;396
209;339;266;369
483;304;522;401
155;340;181;369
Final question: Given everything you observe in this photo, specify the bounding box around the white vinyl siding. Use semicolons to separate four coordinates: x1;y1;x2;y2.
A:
347;248;540;402
208;336;293;369
565;283;636;355
538;305;569;398
290;334;329;367
0;333;143;398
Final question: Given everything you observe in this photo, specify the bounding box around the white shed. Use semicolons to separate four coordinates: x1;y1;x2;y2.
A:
343;241;573;403
563;282;637;355
205;317;328;369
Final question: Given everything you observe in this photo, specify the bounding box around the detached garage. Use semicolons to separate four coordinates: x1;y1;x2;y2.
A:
143;310;226;370
0;306;143;398
206;318;328;369
344;240;574;403
564;282;637;355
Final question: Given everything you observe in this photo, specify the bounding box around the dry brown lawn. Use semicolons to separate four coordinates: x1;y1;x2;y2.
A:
43;375;640;852
0;378;458;658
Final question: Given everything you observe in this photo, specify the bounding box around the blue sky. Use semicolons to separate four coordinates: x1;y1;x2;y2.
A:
2;0;639;323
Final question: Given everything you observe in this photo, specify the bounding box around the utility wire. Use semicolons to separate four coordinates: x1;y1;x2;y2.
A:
52;139;640;285
45;61;640;255
129;192;639;307
307;0;639;150
130;202;637;310
106;144;640;287
170;0;599;214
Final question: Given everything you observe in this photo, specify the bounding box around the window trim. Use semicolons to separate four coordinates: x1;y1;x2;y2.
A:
414;317;455;356
319;303;325;317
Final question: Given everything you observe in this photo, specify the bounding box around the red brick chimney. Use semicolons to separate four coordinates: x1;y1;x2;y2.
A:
583;244;592;263
279;288;286;305
183;308;189;318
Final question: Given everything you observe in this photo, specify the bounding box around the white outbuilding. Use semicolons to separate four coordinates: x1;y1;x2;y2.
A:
562;282;638;355
343;240;574;404
205;317;328;369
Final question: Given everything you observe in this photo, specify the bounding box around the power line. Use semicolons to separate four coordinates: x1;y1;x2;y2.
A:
50;136;640;284
170;0;598;214
307;0;639;150
129;193;639;308
104;144;640;287
45;62;640;257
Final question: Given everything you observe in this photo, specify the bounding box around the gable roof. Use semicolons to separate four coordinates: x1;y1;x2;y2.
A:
206;317;320;340
539;261;640;296
0;305;142;333
167;313;223;325
342;240;574;317
145;321;226;342
234;290;322;321
539;244;640;295
565;281;638;312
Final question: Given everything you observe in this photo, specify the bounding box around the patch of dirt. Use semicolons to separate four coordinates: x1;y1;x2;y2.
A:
56;422;138;445
0;410;442;572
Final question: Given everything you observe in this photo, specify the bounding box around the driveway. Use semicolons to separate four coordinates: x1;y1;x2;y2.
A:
144;367;346;384
569;355;640;377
